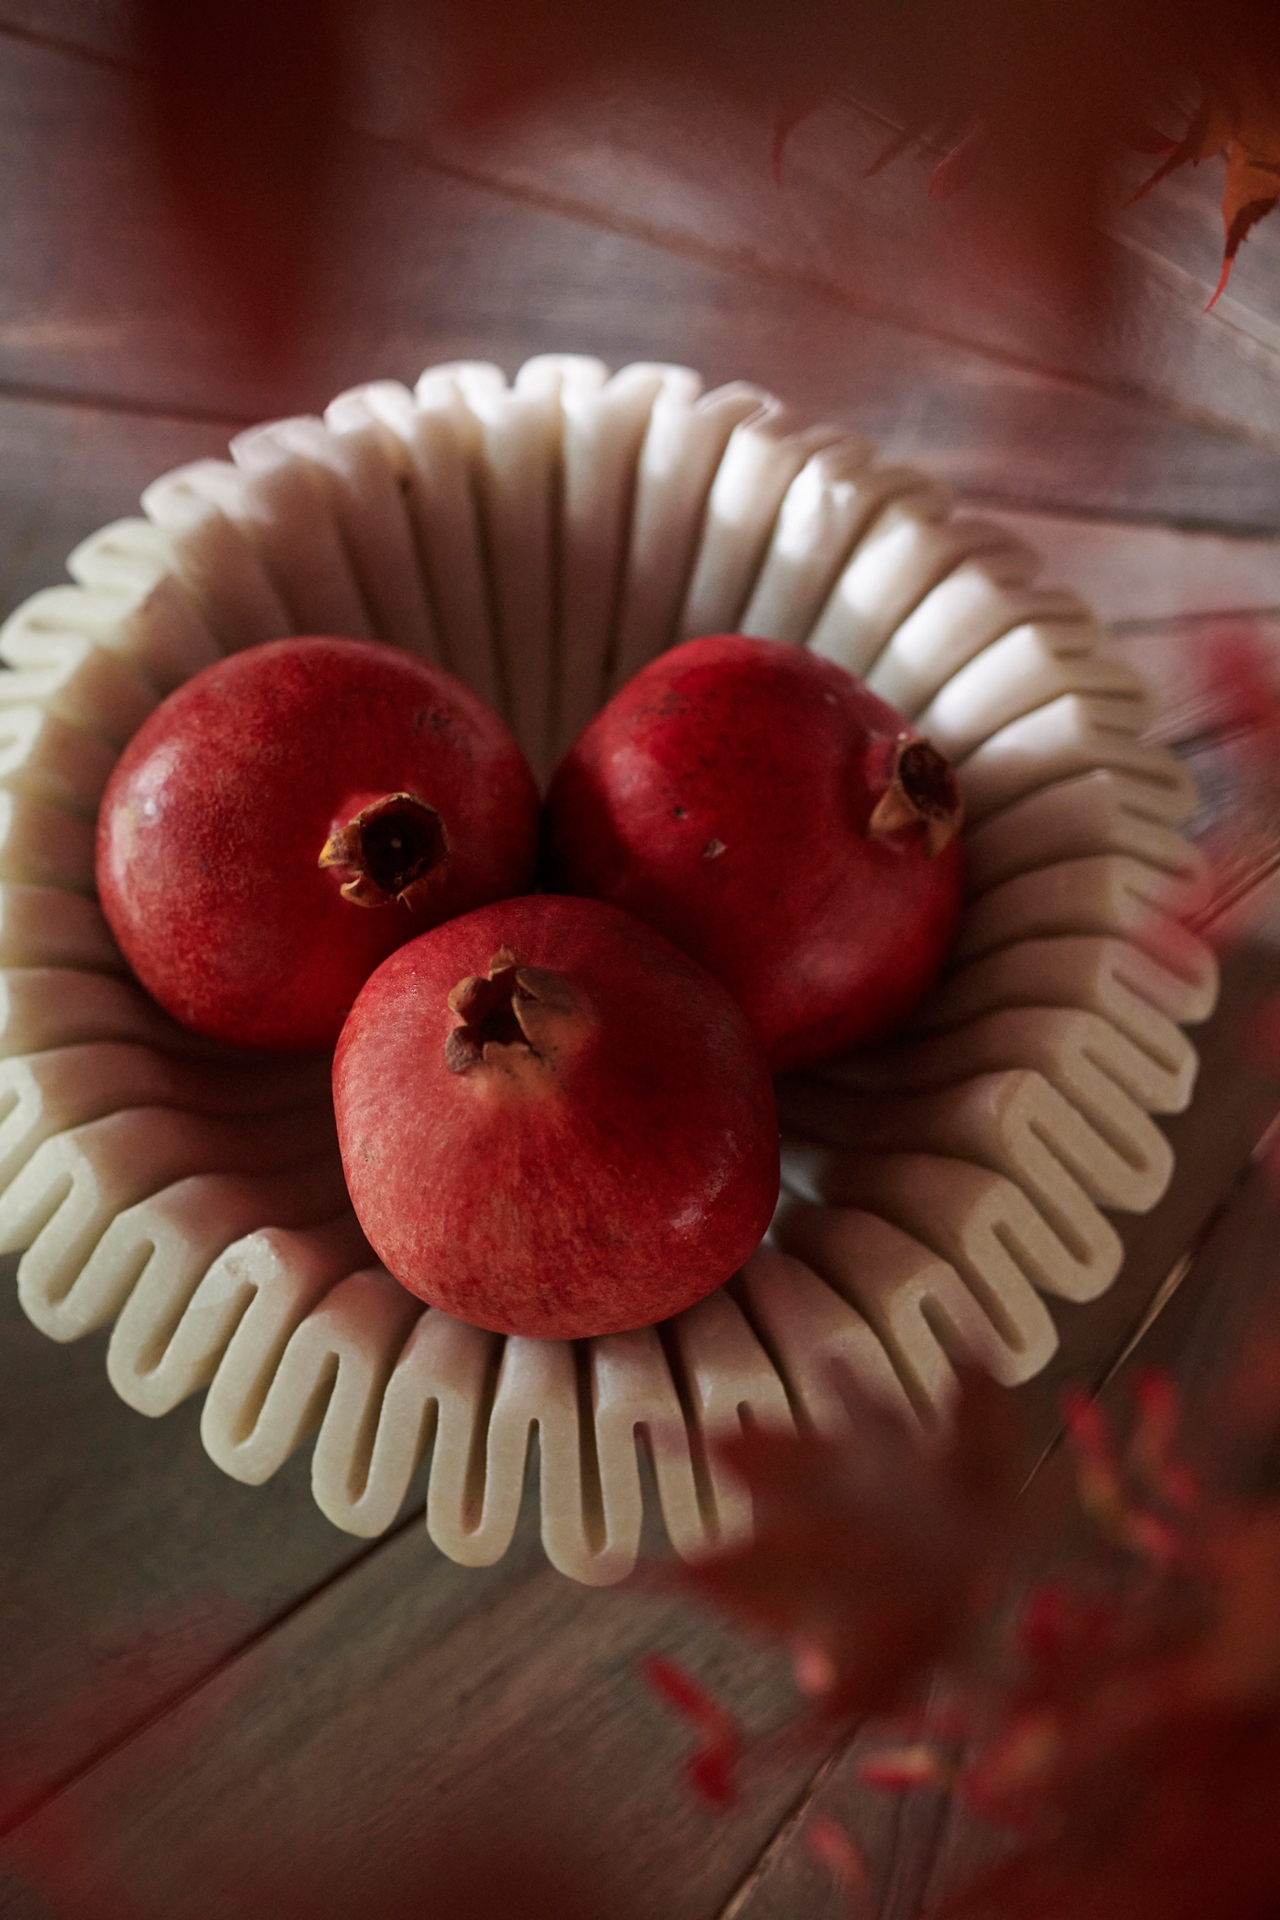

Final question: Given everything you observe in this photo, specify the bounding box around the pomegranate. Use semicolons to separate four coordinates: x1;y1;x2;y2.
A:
332;895;780;1338
97;637;539;1051
543;635;964;1071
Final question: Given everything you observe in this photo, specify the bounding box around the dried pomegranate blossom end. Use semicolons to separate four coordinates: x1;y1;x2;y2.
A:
444;945;576;1075
867;736;963;857
318;792;448;907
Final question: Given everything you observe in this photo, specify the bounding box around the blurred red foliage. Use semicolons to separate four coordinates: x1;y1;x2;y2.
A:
136;0;344;355
646;1353;1280;1917
666;1369;1023;1727
131;0;1280;348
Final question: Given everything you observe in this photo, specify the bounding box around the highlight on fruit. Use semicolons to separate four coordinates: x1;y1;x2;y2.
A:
543;633;965;1071
332;894;781;1341
95;636;540;1052
93;627;967;1341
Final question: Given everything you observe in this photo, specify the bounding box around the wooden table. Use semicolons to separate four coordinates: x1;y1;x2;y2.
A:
1;16;1279;1916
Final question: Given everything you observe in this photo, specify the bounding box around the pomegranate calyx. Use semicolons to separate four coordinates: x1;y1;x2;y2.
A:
867;736;963;857
445;946;576;1075
319;792;448;907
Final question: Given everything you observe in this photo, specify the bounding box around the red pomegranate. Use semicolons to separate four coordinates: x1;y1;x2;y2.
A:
543;635;964;1071
332;895;780;1339
97;637;539;1051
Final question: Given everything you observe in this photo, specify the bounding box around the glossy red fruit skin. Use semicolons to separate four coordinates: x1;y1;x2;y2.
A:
97;637;539;1052
543;635;964;1072
332;895;780;1340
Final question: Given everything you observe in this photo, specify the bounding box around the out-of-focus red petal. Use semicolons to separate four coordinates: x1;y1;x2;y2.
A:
640;1654;744;1809
856;1743;954;1792
807;1814;871;1913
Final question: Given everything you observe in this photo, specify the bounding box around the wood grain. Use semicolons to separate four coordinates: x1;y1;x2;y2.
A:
4;9;1280;479
0;394;233;618
0;33;1276;532
415;84;1280;445
0;1255;410;1831
986;516;1280;625
0;1521;815;1920
0;3;139;67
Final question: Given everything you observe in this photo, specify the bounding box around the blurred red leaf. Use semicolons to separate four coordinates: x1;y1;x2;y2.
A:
856;1741;955;1792
650;1359;1280;1917
123;1;1280;348
135;0;344;352
933;1387;1280;1914
939;1708;1280;1920
808;1813;873;1916
667;1370;1023;1722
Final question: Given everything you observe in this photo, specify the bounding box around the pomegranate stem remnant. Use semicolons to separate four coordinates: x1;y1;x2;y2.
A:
319;791;448;906
444;945;574;1073
867;735;963;856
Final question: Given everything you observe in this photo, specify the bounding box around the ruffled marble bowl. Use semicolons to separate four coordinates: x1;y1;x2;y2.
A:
0;354;1216;1584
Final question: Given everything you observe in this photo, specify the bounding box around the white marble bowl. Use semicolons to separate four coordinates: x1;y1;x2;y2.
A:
0;354;1216;1583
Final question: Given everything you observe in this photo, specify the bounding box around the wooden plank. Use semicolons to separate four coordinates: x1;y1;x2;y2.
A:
1179;728;1280;922
982;513;1280;625
0;3;138;66
1109;149;1280;348
723;1754;968;1920
1104;614;1280;757
873;368;1280;532
414;84;1280;450
829;85;1280;352
0;35;1275;532
3;0;1279;376
1102;616;1280;934
0;1254;444;1833
0;1520;815;1920
0;394;233;616
8;5;1280;375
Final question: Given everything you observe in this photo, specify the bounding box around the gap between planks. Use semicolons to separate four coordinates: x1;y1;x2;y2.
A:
362;132;1280;465
716;1742;853;1920
0;376;253;430
0;13;139;75
0;1500;434;1841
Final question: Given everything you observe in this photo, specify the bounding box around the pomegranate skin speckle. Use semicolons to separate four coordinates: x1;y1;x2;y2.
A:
543;635;965;1071
332;895;781;1340
96;637;539;1051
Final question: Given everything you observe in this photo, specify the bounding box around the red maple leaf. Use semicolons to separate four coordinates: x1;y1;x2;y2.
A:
1128;71;1280;305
